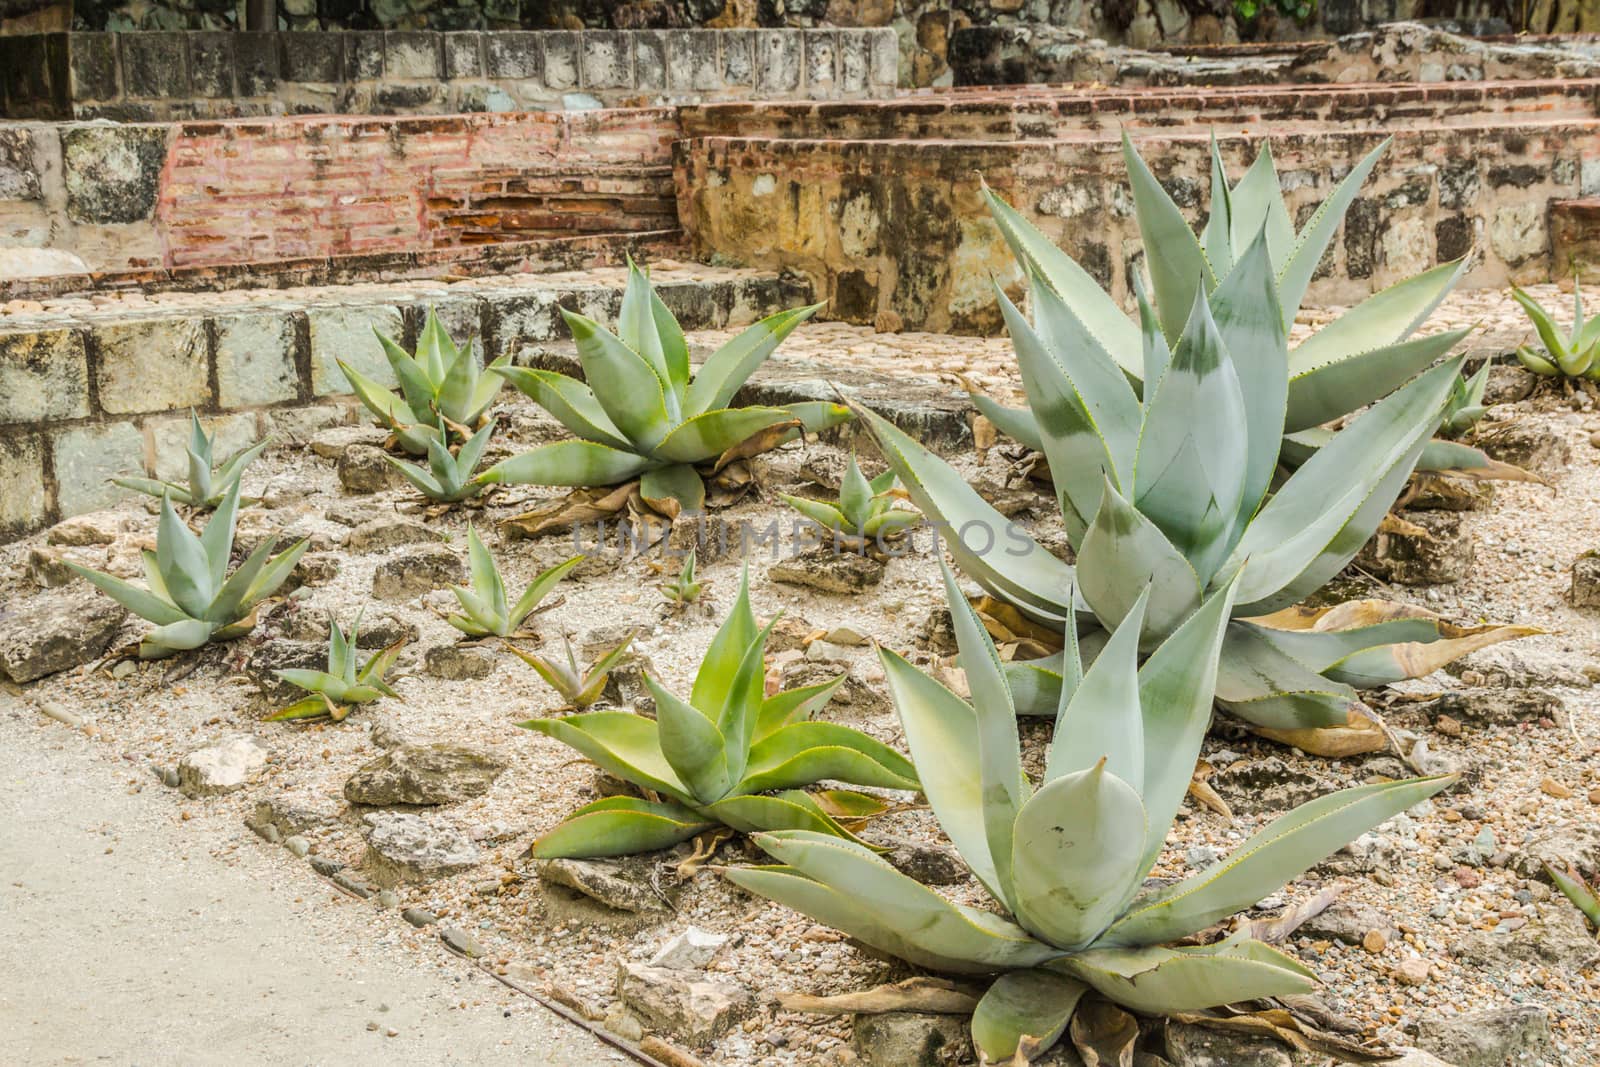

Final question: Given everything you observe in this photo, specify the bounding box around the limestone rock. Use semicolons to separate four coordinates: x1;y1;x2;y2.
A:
0;247;89;279
852;1011;972;1066
177;734;269;797
615;962;754;1046
648;926;730;970
0;588;127;683
1356;510;1473;585
1165;1021;1297;1066
1571;552;1600;609
243;640;329;703
1296;901;1395;947
770;546;886;593
361;812;483;886
338;444;403;493
1415;1005;1552;1067
1514;823;1600;881
1451;907;1600;970
372;545;464;600
343;744;506;807
1211;757;1332;817
424;643;497;680
778;660;888;717
535;856;669;915
344;518;437;553
1413;688;1564;730
309;425;389;459
1477;422;1569;478
862;831;968;885
46;511;126;546
249;791;343;836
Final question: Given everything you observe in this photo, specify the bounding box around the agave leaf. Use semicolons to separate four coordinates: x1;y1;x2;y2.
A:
1123;132;1215;340
267;694;339;722
385;452;446;499
941;560;1027;910
716;616;778;783
1011;761;1149;950
1517;344;1562;376
1134;576;1239;877
970;969;1087;1066
782;494;850;533
532;797;713;859
492;367;631;450
561;308;671;451
1046;587;1146;789
640;463;705;518
519;711;696;806
477;440;655;487
1548;864;1600;931
649;284;692;400
970;393;1045;453
691;566;758;717
738;722;919;793
357;639;404;692
879;645;1005;901
653;407;797;465
237;539;309;613
649;675;734;804
275;668;343;694
375;331;437;423
854;400;1075;625
839;455;874;533
341;357;425;445
746;831;1059;972
754;676;845;739
861;508;921;540
437;340;484;428
506;643;580;702
1076;478;1203;641
686;304;822;417
140;617;219;658
464;525;507;624
211;436;271;492
1276;139;1388;322
1066;937;1315;1014
1200;134;1233;278
111;476;195;505
1132;286;1248;581
699;793;854;837
1315;622;1542;689
619;261;675;418
156;494;214;618
1214;621;1358;730
1292;256;1470;375
1511;286;1573;359
1226;143;1295;274
982;182;1142;372
328;618;352;681
999;277;1136;542
64;561;188;626
507;553;583;633
1285;327;1470;434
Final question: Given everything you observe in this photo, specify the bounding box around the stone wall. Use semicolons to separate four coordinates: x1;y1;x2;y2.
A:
0;266;806;540
2;27;898;119
0;108;682;272
678;115;1600;333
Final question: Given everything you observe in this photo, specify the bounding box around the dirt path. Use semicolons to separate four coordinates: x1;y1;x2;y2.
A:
0;695;618;1067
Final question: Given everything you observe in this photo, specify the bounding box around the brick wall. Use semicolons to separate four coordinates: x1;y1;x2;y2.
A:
679;118;1600;334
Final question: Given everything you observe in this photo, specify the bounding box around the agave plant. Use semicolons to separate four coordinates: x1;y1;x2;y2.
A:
659;547;705;607
726;564;1452;1063
386;421;495;504
340;308;506;455
1514;274;1600;380
268;614;403;722
508;632;635;711
482;260;850;517
1547;863;1600;936
65;483;307;659
519;570;917;857
447;524;582;639
113;411;270;509
974;134;1516;483
1438;363;1491;438
779;454;919;541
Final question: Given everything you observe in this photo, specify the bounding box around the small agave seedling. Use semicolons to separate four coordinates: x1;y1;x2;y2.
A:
659;547;705;607
507;632;635;711
65;483;307;659
385;420;495;504
726;563;1452;1064
114;411;270;509
447;524;583;639
1514;274;1600;380
779;454;919;541
340;308;506;455
482;260;851;517
268;614;403;722
519;570;918;858
1438;363;1491;438
1547;864;1600;936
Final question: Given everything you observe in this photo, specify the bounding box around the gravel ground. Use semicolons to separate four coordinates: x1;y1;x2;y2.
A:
3;282;1598;1066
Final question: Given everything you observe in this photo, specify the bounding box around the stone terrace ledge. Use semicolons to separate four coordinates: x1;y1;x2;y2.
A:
0;264;810;540
1;28;899;121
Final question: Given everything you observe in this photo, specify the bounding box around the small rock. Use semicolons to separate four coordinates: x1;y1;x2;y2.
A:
852;1011;972;1066
1297;901;1394;946
1415;1005;1553;1067
1481;364;1535;405
243;640;330;703
777;660;888;718
26;546;75;587
46;511;124;546
1540;776;1574;798
1362;929;1388;953
402;907;437;927
1477;423;1569;478
40;702;84;728
310;425;388;459
615;962;754;1047
1412;687;1564;729
291;552;342;587
1572;552;1600;609
310;855;344;876
1211;757;1332;816
343;743;507;807
535;857;669;915
332;871;375;899
250;792;342;836
770;546;886;593
423;643;497;680
861;831;968;885
1450;907;1600;970
251;820;283;844
1354;510;1473;584
361;812;483;886
1433;714;1463;738
649;926;730;970
177;734;269;797
372;545;464;601
376;889;400;909
440;926;485;958
284;835;311;857
338;444;403;493
0;589;128;683
1394;957;1431;985
345;518;437;553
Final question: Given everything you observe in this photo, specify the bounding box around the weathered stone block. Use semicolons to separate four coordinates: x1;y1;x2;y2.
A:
307;304;404;396
214;310;300;408
149;413;260;483
119;32;187;98
0;587;127;683
839;31;869;93
69;32;119;101
870;27;899;87
234;32;280;96
1490;201;1546;266
615;963;754;1047
385;32;440;79
634;31;665;91
756;30;801;93
581;31;632;90
344;32;385;81
542;31;579;90
0;127;42;202
187;32;236;99
0;327;89;424
61;125;168;225
485;31;539;80
442;32;483;79
1435;213;1476;263
483;290;559;359
281;32;343;83
721;30;754;87
666;31;719;92
1356;510;1473;585
0;433;47;540
803;30;837;93
93;318;209;415
52;420;144;517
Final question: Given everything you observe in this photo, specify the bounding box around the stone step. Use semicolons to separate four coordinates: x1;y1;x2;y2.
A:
1552;198;1600;279
681;79;1600;144
0;264;810;542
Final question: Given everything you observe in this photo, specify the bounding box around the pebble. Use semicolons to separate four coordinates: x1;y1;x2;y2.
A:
1364;929;1389;953
310;856;344;876
376;890;400;909
440;926;485;958
332;872;374;899
402;908;437;928
39;702;83;728
1396;958;1432;986
283;835;311;857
